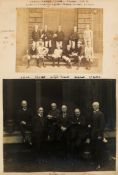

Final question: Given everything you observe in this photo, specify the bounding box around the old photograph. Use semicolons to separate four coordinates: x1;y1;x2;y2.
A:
16;8;103;73
3;79;116;172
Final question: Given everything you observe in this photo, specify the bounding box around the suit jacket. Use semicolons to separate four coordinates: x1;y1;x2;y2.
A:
32;114;46;133
32;30;41;42
18;108;33;126
58;112;71;129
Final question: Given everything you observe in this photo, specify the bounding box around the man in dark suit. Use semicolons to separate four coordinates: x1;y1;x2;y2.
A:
32;107;47;152
58;105;71;157
47;103;60;141
18;100;33;144
90;101;105;169
67;108;86;158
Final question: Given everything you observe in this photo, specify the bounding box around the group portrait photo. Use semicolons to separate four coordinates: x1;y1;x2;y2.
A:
3;79;116;172
16;8;103;73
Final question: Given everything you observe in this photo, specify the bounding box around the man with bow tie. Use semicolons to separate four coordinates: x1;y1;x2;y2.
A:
90;101;105;169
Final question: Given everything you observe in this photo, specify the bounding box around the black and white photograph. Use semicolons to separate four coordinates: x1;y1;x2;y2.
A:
3;79;116;172
16;8;103;73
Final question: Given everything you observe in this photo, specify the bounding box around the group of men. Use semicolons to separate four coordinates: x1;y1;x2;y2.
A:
25;24;94;69
18;100;107;169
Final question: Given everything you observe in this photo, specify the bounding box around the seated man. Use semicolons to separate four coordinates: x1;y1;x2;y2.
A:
26;42;39;68
76;40;85;69
46;103;60;141
62;45;72;67
85;41;94;69
51;44;63;66
37;39;49;67
18;100;33;144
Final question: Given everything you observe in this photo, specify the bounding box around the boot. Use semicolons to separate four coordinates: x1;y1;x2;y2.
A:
77;60;80;69
43;59;46;67
37;59;40;67
58;58;60;67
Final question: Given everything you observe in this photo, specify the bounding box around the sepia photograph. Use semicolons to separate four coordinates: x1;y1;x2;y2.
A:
16;8;103;73
3;79;116;172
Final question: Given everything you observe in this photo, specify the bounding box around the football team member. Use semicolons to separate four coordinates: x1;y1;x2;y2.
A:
69;26;79;49
54;25;65;48
32;24;41;47
52;44;63;66
41;25;53;48
26;42;38;68
37;39;49;67
84;24;93;47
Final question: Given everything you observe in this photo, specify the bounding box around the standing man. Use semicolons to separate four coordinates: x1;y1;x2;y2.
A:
69;26;79;49
32;107;47;152
85;41;94;70
47;103;60;141
58;105;71;157
91;101;105;169
83;24;93;47
68;108;86;158
18;100;33;144
32;24;41;47
54;25;65;48
41;25;53;48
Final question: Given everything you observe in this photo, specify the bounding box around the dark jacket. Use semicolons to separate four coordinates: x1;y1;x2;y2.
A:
32;30;41;42
69;31;79;41
55;31;65;41
58;112;71;129
18;108;33;126
91;110;105;139
42;30;53;41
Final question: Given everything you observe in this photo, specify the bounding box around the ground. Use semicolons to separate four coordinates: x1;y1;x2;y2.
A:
4;138;115;172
